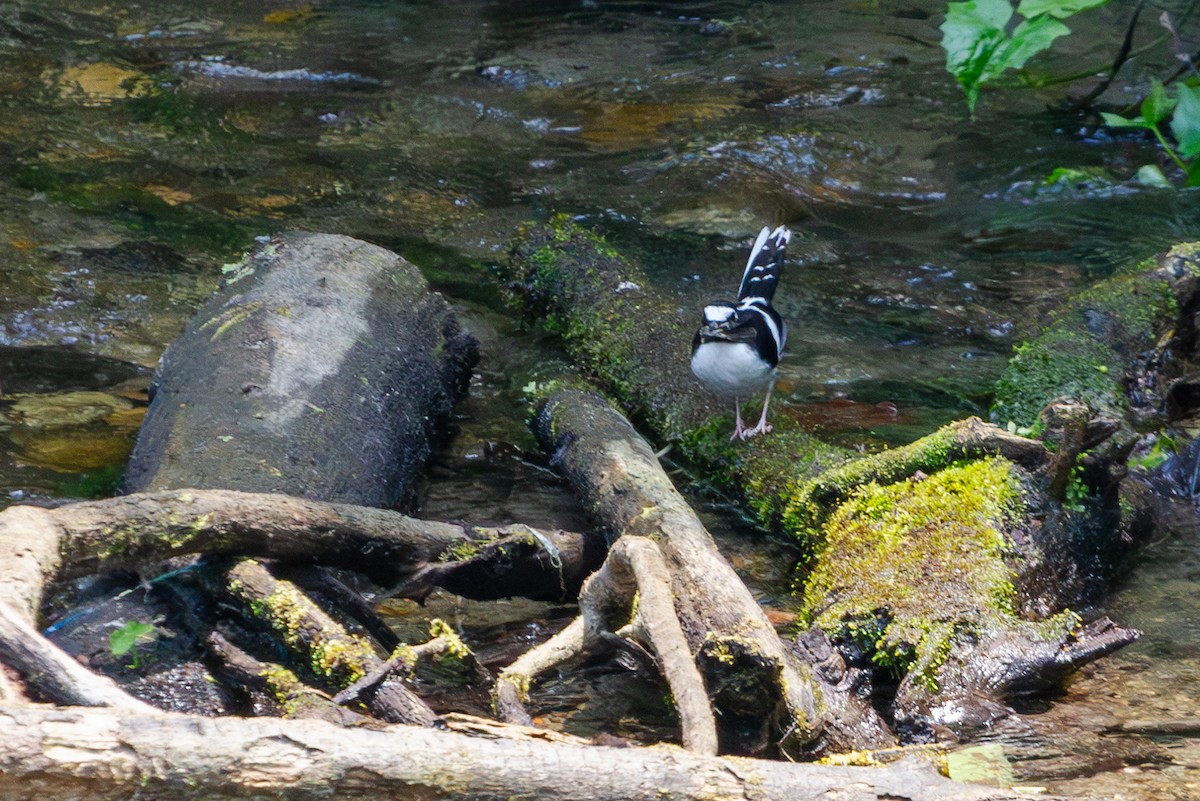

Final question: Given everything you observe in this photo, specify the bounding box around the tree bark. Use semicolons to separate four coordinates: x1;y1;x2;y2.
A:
16;488;590;599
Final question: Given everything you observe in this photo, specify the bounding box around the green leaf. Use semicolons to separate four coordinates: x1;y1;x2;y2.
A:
1170;83;1200;159
109;620;155;656
1141;81;1176;126
1187;159;1200;188
1100;111;1151;129
941;0;1014;78
1044;166;1095;184
988;15;1072;78
1016;0;1109;19
1134;164;1172;188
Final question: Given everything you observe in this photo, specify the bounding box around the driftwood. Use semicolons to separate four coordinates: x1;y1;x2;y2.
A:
43;232;487;723
34;488;595;596
496;388;893;757
0;487;1047;801
0;704;1036;801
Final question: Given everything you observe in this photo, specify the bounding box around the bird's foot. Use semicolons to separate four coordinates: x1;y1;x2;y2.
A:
740;422;772;439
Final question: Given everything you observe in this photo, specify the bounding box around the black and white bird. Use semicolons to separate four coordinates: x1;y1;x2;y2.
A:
690;225;790;440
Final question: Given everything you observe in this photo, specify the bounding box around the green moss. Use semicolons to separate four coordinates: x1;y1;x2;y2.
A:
992;249;1186;428
258;664;307;716
238;575;373;686
506;214;705;441
799;459;1025;684
781;425;959;545
429;618;469;660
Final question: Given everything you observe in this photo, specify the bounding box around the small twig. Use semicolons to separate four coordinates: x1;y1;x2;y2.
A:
332;637;447;705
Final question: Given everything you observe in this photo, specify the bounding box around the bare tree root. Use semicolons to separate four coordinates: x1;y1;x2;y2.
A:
580;536;718;754
494;535;718;753
532;388;894;756
0;489;595;607
495;616;585;726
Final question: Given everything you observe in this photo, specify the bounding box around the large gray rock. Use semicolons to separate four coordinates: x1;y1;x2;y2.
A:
124;232;478;508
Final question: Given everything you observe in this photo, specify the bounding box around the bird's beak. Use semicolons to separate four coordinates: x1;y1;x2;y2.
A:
699;323;736;341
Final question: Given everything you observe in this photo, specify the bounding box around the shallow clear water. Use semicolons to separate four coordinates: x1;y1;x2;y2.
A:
2;0;1199;794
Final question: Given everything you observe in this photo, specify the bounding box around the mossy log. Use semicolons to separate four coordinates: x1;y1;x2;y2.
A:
991;241;1200;431
218;557;438;725
204;629;372;726
989;242;1200;546
502;216;1142;736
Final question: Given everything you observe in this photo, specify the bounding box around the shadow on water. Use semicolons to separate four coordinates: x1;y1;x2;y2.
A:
2;0;1200;792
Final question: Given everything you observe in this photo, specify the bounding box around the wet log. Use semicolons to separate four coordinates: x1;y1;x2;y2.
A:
124;231;479;508
204;630;371;726
0;703;1041;801
0;489;592;604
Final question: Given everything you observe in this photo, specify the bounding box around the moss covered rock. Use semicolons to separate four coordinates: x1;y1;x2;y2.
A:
799;458;1023;687
992;242;1200;430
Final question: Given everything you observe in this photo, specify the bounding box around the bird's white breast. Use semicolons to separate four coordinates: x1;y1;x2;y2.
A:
690;340;776;399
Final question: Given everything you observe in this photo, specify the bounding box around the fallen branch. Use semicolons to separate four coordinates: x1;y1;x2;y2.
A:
1;489;591;601
0;703;1039;801
531;388;893;755
220;558;436;725
204;630;370;726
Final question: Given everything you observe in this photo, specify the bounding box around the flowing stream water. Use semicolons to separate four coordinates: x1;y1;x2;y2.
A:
1;1;1199;796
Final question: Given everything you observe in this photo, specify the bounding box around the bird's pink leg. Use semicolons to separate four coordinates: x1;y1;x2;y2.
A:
730;398;748;441
743;383;775;438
